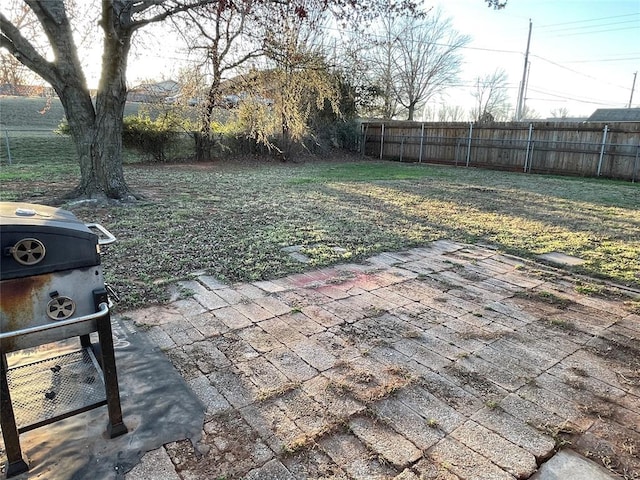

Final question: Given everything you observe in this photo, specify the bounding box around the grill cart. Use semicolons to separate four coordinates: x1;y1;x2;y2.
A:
0;202;127;478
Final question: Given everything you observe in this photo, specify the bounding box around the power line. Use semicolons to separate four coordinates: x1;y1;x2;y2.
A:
536;12;640;29
547;25;639;38
541;19;639;34
315;24;523;55
530;54;630;90
564;56;640;64
527;86;625;106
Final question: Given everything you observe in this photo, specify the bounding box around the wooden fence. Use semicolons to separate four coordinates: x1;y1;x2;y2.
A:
360;121;640;181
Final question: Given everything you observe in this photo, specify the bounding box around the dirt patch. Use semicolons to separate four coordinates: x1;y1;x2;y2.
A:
570;424;640;480
443;363;504;400
165;410;273;479
282;448;348;479
513;290;575;310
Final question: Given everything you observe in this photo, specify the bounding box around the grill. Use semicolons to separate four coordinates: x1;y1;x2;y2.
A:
0;202;127;478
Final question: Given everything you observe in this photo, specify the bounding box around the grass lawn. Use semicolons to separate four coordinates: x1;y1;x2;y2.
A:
1;155;639;310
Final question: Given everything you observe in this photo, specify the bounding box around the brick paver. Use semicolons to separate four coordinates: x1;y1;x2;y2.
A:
121;241;635;480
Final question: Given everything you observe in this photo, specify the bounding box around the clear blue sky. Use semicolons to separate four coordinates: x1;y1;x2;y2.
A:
437;0;640;118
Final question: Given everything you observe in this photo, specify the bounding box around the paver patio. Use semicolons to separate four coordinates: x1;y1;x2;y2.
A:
123;240;639;480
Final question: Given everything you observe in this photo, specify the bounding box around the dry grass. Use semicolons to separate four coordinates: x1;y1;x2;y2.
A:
2;157;638;310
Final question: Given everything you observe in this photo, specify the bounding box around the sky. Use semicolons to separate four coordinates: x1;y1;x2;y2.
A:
71;0;640;120
434;0;640;118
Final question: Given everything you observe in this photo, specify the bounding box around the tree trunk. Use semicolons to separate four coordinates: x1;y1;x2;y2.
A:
54;83;131;200
195;61;223;162
407;104;415;121
195;95;216;162
2;1;134;200
65;2;133;200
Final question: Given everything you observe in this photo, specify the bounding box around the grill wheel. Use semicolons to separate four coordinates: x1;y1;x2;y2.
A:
12;238;46;265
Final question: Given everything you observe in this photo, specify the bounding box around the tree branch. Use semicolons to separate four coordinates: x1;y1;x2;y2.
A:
0;11;59;86
128;0;215;31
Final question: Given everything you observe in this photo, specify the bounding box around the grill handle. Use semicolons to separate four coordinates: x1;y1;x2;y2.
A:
0;302;109;341
85;223;117;245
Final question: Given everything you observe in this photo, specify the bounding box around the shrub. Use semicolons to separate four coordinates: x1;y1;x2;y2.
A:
122;113;182;162
56;112;183;162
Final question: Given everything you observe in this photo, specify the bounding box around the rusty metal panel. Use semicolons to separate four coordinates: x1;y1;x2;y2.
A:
0;268;104;352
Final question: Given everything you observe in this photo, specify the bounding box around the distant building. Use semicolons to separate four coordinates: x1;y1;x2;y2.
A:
587;108;640;122
127;80;180;103
0;84;52;97
541;116;588;123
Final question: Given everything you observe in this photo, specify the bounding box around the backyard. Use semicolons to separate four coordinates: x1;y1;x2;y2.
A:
1;153;639;312
2;116;640;478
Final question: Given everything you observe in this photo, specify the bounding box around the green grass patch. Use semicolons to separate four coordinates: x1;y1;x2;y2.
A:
288;161;454;184
1;155;638;310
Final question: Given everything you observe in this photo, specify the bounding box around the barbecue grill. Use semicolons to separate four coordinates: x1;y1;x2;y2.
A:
0;202;127;478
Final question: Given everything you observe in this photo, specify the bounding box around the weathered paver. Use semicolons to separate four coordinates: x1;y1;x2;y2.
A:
254;295;293;316
471;407;556;460
427;437;516;480
212;305;253;329
265;346;318;382
395;385;466;434
238;325;284;353
188;374;231;417
318;432;398;480
110;241;632;480
126;447;181;480
233;301;274;322
372;396;445;450
349;416;422;469
450;420;538;478
530;449;619;480
193;289;228;310
289;338;338;371
244;459;296;480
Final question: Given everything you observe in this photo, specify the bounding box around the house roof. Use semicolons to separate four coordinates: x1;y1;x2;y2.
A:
587;108;640;122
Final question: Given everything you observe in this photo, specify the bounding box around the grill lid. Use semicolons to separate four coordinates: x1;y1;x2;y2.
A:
1;202;101;281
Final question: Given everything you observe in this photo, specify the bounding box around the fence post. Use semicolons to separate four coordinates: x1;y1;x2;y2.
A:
597;124;608;176
633;144;639;183
361;123;368;156
419;123;425;163
400;136;405;162
2;127;12;165
465;122;473;167
379;123;385;160
524;123;533;172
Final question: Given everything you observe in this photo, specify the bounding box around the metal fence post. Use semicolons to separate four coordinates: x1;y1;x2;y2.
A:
465;122;473;167
597;124;608;176
361;123;368;156
379;123;384;160
524;123;533;172
633;144;639;183
3;127;12;165
419;123;425;163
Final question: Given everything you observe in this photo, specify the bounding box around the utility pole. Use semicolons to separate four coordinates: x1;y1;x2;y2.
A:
516;19;532;121
629;71;637;108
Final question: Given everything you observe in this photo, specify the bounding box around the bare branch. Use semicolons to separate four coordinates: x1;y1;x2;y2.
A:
127;0;216;31
0;11;59;86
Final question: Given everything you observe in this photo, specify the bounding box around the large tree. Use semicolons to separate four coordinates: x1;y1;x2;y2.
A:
363;8;470;120
1;0;503;199
262;1;341;158
471;68;511;122
174;1;261;161
0;0;218;200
